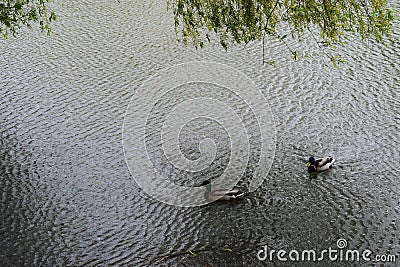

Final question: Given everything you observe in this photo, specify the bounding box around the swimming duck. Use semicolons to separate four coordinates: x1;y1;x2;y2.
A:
307;156;335;173
201;180;244;201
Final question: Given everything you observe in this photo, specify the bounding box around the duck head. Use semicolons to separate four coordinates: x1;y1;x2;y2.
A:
307;156;316;166
307;157;317;173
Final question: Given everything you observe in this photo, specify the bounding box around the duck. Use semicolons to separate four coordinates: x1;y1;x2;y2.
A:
201;180;244;201
307;156;335;173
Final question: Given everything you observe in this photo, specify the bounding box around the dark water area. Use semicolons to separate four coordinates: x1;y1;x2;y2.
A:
1;0;399;266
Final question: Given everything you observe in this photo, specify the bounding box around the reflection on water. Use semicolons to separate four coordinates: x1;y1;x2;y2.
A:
1;0;399;266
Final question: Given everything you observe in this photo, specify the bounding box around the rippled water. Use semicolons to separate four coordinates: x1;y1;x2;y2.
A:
1;0;399;266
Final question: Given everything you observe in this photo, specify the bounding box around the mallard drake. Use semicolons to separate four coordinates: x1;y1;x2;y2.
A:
307;156;335;173
201;180;244;201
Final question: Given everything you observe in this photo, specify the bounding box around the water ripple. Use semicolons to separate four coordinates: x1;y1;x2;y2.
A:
1;0;399;266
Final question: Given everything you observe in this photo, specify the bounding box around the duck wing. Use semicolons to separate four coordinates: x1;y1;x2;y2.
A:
315;157;334;167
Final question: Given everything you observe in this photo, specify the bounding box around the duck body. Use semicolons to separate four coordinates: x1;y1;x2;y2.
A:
307;156;335;173
201;180;244;201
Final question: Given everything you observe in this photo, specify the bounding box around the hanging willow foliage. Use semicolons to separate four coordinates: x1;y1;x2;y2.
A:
0;0;56;38
168;0;395;53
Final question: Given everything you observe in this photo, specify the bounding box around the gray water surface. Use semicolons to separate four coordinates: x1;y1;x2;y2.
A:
1;0;399;266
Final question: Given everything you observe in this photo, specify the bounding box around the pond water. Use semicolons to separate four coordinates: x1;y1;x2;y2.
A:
1;0;399;266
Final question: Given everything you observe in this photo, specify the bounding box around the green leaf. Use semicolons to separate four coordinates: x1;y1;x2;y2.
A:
14;1;22;10
188;250;196;256
50;12;56;22
292;50;298;60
